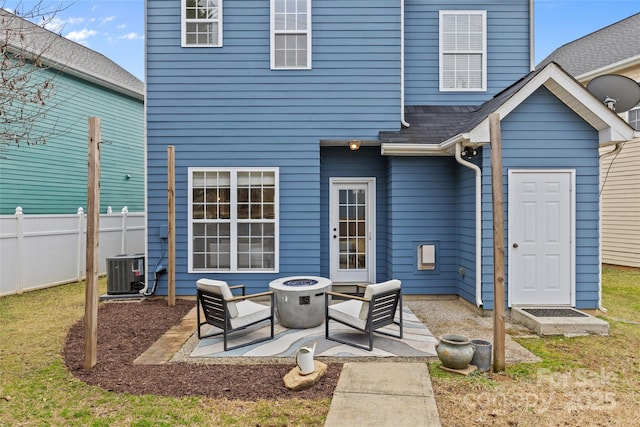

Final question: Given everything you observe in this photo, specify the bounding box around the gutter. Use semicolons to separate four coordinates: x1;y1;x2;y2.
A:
6;41;144;101
455;142;483;308
381;133;469;156
43;57;145;101
577;55;640;82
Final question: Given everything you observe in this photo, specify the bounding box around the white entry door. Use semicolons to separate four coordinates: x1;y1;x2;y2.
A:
329;178;376;284
508;170;574;306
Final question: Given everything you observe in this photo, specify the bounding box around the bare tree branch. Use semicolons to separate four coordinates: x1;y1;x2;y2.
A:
1;1;68;149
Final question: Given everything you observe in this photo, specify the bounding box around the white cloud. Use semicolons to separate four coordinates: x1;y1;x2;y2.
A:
101;16;116;24
117;24;127;30
65;29;99;44
43;16;84;33
67;17;85;25
119;32;144;40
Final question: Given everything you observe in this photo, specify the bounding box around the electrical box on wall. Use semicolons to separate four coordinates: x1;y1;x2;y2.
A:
158;225;168;239
417;244;436;270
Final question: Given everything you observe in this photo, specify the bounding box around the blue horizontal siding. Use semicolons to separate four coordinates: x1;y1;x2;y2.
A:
319;147;389;281
480;87;601;310
146;0;405;294
404;0;531;105
386;157;459;295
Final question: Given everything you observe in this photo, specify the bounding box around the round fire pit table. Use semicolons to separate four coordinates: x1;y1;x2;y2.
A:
269;276;332;328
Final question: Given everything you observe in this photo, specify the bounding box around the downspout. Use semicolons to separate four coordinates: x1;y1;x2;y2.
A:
529;0;535;71
400;0;410;128
455;143;482;307
595;143;622;313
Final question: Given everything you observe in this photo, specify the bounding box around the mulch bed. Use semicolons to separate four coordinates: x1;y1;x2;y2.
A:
63;299;341;400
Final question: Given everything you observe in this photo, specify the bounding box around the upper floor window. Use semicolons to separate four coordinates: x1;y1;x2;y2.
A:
189;168;279;273
182;0;222;47
271;0;311;69
629;107;640;130
439;10;487;91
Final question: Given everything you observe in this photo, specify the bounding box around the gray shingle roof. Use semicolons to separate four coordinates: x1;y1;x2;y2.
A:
380;66;542;145
537;12;640;76
1;9;143;99
379;105;478;144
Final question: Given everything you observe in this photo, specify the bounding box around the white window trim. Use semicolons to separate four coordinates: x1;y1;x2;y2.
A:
270;0;312;70
181;0;223;47
439;10;487;92
188;167;280;273
627;106;640;130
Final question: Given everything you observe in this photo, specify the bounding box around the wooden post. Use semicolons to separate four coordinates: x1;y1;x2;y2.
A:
84;117;100;369
167;146;176;307
490;113;506;372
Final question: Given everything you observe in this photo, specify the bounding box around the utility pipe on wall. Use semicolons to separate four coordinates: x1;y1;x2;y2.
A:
455;142;483;307
400;0;410;128
529;0;535;71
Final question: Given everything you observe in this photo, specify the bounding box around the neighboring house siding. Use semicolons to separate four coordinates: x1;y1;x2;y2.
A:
386;156;459;295
481;88;601;310
601;139;640;268
0;69;144;215
146;0;403;294
319;147;388;281
539;13;640;271
623;67;640;82
404;0;531;105
596;69;640;269
598;70;640;269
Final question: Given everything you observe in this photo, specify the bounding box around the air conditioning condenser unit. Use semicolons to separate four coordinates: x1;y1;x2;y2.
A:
107;253;145;295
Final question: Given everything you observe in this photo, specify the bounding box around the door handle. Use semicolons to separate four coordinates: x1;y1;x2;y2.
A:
513;243;519;248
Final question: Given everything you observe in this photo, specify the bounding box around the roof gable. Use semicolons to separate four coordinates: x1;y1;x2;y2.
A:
468;62;635;145
1;9;143;100
381;62;635;156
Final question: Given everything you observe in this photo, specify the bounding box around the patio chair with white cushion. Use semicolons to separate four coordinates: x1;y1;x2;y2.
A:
324;279;403;351
196;278;275;351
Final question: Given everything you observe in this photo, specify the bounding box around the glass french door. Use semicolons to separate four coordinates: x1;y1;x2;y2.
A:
329;178;375;283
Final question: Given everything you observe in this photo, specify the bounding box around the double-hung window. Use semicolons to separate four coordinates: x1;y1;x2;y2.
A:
629;106;640;130
189;168;279;272
440;10;486;91
182;0;222;47
271;0;311;69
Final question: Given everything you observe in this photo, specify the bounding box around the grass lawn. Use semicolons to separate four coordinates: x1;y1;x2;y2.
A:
430;266;640;426
1;267;638;426
0;278;329;426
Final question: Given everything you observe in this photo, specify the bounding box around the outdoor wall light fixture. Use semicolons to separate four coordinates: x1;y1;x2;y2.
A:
349;140;361;151
125;174;132;180
461;147;478;158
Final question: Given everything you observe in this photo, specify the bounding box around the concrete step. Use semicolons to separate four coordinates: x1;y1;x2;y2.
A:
510;306;609;336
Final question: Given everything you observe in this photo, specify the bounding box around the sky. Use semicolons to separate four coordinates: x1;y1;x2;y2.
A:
3;0;640;83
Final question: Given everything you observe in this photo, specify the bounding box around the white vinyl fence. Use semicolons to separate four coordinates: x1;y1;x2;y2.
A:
0;206;145;297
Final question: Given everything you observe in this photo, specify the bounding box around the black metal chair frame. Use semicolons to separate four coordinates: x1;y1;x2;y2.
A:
197;284;275;351
325;288;403;351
